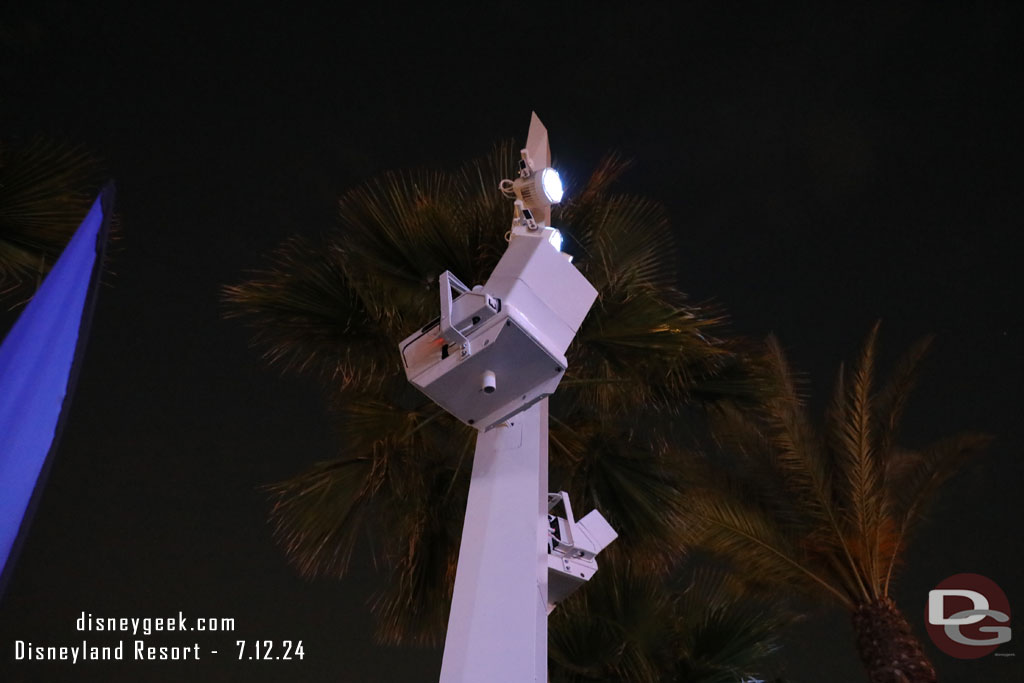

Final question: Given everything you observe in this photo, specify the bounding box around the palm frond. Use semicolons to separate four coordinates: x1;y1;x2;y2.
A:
682;473;852;608
759;338;837;533
761;338;870;602
369;455;468;646
685;344;778;408
557;420;692;573
571;194;678;293
336;169;468;323
549;560;682;683
566;287;734;416
265;387;471;577
873;334;933;456
335;143;517;329
550;559;791;683
222;235;394;388
703;341;869;605
333;390;473;645
673;567;791;683
265;457;375;579
696;324;988;613
830;322;884;597
0;137;103;290
881;433;992;593
562;153;633;207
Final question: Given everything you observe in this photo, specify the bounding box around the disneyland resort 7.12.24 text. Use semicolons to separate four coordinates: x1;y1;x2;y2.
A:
13;611;254;663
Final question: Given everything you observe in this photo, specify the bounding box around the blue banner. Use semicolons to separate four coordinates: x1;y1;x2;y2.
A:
0;186;113;595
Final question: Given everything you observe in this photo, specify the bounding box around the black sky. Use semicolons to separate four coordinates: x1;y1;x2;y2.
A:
1;3;1021;681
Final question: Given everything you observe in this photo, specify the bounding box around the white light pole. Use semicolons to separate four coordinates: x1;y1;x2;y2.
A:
398;114;617;682
439;400;549;682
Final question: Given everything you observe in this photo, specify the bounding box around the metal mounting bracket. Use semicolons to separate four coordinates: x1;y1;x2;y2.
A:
439;270;470;345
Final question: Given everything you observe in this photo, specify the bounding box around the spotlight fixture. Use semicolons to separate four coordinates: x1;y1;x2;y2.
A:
498;113;565;230
513;166;563;209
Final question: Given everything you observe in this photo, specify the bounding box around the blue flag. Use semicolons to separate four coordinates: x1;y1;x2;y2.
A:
0;186;113;595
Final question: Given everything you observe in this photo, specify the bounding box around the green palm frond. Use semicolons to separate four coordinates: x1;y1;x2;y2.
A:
682;472;852;607
223;144;518;383
222;235;394;388
566;288;735;416
549;561;790;683
369;453;468;646
759;338;836;531
333;142;518;330
761;339;870;602
873;334;933;456
265;385;474;646
549;561;683;683
881;433;991;592
672;568;790;683
559;422;692;573
559;152;742;416
570;194;678;293
831;322;883;593
685;347;777;407
0;137;103;291
265;456;375;579
562;153;633;205
329;384;470;456
690;324;990;612
336;169;474;325
559;152;676;293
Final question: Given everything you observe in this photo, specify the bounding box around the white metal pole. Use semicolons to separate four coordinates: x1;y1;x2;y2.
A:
439;399;549;683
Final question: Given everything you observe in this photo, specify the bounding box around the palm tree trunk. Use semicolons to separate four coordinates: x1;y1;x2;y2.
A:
851;597;936;683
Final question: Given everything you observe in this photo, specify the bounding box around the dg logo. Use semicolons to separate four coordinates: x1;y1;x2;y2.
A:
926;573;1012;659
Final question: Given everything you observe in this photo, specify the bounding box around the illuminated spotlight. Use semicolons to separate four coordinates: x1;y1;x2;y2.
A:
545;228;563;252
540;168;563;203
514;167;564;210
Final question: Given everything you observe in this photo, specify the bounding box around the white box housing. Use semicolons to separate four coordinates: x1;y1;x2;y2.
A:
399;231;597;430
546;492;618;611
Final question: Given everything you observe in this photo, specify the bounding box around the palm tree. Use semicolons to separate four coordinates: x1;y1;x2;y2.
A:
683;324;991;683
0;137;103;303
223;141;771;648
549;558;791;683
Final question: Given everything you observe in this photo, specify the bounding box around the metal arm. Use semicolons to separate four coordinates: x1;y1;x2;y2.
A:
439;270;471;345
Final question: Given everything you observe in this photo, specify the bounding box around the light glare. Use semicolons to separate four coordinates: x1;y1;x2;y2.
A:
547;228;563;251
541;168;563;204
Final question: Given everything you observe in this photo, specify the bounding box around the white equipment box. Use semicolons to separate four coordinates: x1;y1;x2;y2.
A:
399;228;597;431
546;491;618;611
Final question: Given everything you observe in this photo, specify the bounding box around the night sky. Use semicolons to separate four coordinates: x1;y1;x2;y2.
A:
1;3;1021;681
